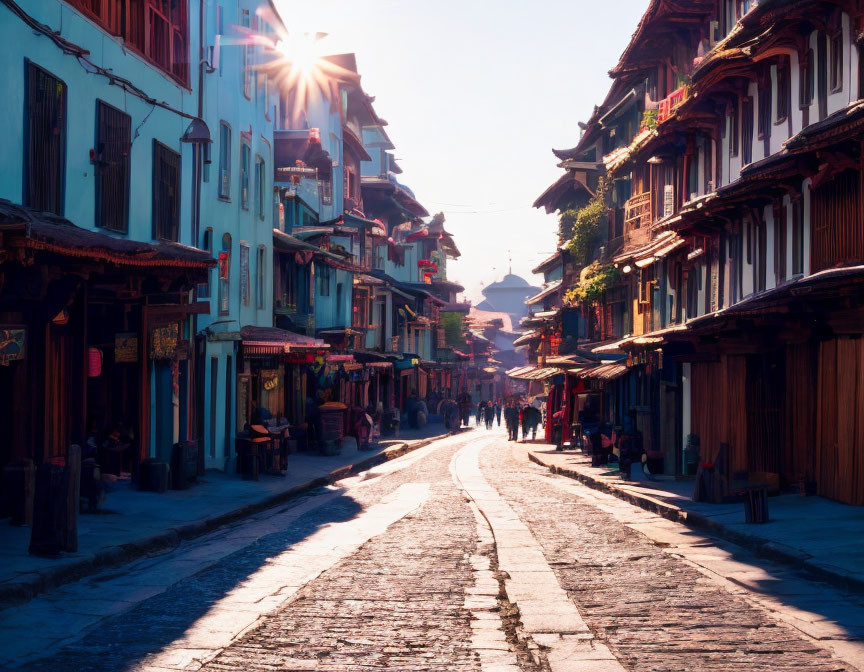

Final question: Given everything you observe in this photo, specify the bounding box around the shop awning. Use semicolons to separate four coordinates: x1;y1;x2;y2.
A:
506;366;563;380
613;230;684;268
326;354;355;363
365;361;393;369
525;280;563;306
513;330;541;347
579;363;629;381
593;324;689;353
0;199;214;271
545;354;593;369
240;326;329;355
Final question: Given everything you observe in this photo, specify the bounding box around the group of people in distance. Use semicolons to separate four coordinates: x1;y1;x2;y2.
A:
475;399;502;429
475;398;542;442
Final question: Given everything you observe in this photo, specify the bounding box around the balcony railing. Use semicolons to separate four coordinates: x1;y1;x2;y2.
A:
624;191;652;230
657;86;689;124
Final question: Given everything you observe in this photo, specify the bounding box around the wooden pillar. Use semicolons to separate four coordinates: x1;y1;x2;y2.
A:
562;372;572;446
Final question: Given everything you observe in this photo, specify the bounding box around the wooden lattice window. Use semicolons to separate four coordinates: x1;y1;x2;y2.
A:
95;101;131;232
25;62;66;215
64;1;188;85
811;170;863;272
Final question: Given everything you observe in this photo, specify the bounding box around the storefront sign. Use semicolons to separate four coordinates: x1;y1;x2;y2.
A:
150;323;179;360
262;371;280;391
0;327;26;365
115;333;138;363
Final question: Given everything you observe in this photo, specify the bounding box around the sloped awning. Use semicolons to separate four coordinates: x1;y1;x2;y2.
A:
613;230;684;268
545;354;592;369
506;366;563;381
525;280;563;306
240;326;329;355
0;199;214;271
513;330;542;347
579;363;629;381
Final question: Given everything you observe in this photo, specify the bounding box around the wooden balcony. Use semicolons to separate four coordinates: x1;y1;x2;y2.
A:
657;86;689;124
624;191;653;230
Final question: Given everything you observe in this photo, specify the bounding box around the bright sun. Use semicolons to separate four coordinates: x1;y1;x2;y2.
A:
252;6;358;126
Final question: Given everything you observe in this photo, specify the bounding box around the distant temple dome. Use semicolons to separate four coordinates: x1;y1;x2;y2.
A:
484;273;533;290
476;273;539;323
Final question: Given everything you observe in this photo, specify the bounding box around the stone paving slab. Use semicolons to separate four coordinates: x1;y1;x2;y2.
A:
481;437;857;672
525;444;864;594
0;427;450;610
452;437;626;672
520;454;864;671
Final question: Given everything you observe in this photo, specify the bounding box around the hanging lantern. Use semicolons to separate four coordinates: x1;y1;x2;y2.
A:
88;347;103;377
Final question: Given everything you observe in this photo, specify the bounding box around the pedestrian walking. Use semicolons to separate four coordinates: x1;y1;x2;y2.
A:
484;403;495;429
522;405;541;441
476;400;486;427
504;402;520;441
457;392;472;427
494;401;502;426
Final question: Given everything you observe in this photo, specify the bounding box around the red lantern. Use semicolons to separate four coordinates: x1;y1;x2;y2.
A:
88;347;102;377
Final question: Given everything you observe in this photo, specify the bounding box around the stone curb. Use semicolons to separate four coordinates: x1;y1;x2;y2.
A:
528;451;864;596
0;432;451;610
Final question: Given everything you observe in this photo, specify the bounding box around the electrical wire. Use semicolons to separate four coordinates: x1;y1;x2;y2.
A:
2;0;200;122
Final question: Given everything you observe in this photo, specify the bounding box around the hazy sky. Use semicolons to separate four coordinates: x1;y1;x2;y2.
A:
276;0;649;303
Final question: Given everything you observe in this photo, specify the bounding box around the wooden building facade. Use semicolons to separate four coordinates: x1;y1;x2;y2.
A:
531;0;864;504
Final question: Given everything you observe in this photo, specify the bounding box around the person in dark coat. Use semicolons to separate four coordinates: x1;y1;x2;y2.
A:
494;401;502;426
504;402;520;441
457;392;472;427
522;405;542;441
484;403;495;429
476;401;486;426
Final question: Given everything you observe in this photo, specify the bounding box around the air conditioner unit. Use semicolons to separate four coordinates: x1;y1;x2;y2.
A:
709;21;721;47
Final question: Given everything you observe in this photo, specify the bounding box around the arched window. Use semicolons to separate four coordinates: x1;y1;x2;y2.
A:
219;233;232;315
197;227;214;299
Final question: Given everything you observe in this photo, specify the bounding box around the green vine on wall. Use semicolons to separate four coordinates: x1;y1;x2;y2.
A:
561;177;610;268
564;261;621;306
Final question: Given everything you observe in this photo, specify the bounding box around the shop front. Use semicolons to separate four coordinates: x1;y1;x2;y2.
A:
237;326;330;431
0;202;212;534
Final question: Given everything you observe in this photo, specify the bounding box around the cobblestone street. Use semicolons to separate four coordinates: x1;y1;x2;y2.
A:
3;430;861;671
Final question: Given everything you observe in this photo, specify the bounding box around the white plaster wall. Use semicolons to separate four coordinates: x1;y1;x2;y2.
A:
742;218;755;297
764;204;776;290
748;80;762;162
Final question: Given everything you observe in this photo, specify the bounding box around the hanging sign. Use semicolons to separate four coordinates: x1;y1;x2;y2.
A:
150;323;179;360
262;370;280;391
0;327;27;365
115;333;138;363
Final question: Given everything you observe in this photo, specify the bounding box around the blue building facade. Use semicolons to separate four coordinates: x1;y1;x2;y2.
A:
0;0;214;472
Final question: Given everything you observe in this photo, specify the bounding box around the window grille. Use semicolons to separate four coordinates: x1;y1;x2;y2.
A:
152;141;181;241
95;101;131;232
25;62;66;215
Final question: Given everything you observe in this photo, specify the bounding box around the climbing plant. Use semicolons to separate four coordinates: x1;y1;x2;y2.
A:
564;261;621;306
564;177;610;268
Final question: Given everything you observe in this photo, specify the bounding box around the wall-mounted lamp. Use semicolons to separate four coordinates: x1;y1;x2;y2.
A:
622;265;633;274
